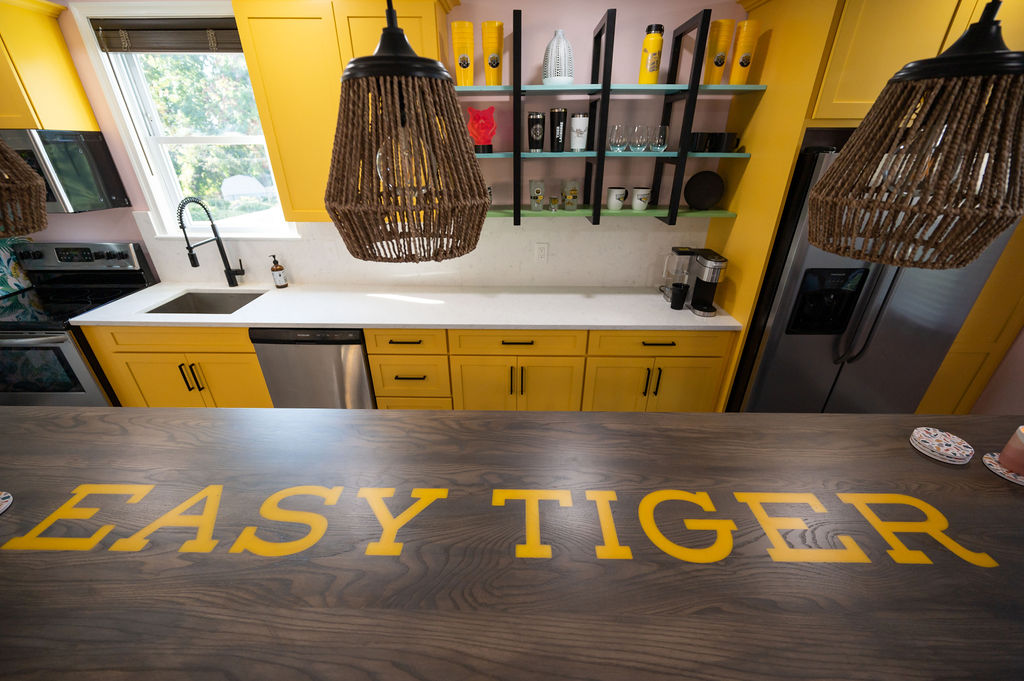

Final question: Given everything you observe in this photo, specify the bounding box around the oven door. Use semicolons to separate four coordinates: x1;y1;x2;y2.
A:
0;331;110;406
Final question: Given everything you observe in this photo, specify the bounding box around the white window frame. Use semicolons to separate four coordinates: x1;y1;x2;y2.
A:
69;1;298;240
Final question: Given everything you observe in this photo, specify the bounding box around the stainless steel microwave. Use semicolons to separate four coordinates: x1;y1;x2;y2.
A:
0;129;130;213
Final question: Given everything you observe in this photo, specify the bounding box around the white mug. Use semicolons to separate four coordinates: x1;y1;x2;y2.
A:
632;187;652;211
606;186;628;210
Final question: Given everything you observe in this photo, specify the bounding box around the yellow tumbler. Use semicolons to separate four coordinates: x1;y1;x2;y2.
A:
451;21;474;86
729;19;760;85
702;19;733;85
481;21;503;86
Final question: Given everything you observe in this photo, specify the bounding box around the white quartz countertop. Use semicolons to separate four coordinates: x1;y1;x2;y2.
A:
70;283;742;330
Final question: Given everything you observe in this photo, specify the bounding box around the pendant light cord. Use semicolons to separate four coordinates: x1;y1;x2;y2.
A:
385;0;398;30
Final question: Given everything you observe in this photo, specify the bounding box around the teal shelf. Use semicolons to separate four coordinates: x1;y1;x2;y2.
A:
475;152;514;158
455;86;513;95
521;84;602;95
688;152;751;158
521;151;598;158
484;205;736;219
601;151;751;159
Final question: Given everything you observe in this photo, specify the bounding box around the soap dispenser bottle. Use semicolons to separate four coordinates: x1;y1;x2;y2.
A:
269;254;288;288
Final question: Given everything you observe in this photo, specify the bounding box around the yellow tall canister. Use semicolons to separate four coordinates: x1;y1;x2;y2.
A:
729;19;760;85
638;24;664;84
481;20;504;86
703;19;734;85
451;21;474;86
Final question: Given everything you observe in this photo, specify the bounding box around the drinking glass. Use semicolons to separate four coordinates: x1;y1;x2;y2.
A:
608;124;627;152
629;125;649;151
650;125;668;152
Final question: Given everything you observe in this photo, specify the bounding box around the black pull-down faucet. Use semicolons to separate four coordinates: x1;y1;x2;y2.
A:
176;197;245;287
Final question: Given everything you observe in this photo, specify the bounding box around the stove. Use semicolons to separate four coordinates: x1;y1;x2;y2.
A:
0;242;157;405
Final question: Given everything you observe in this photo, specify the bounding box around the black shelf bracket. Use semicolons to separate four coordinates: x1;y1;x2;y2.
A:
585;9;616;226
512;9;522;226
651;9;712;225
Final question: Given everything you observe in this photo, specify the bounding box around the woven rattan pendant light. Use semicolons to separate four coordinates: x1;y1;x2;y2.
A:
324;0;488;263
0;138;47;236
808;0;1024;269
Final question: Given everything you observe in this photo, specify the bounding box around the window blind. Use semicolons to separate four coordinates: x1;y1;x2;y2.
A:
90;18;242;53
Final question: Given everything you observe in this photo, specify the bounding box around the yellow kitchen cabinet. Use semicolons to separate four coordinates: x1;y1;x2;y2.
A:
0;0;98;130
233;0;456;222
80;326;273;408
583;330;735;413
233;0;344;222
336;0;454;68
450;355;585;411
812;0;965;120
365;328;451;409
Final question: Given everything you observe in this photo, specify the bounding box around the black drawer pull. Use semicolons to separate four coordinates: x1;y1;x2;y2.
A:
642;341;677;347
501;340;535;345
394;375;428;380
178;363;194;391
642;368;651;396
388;339;423;345
520;366;525;395
653;367;663;396
188;363;205;391
509;366;514;395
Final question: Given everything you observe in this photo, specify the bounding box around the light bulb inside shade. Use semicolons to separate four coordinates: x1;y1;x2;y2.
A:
375;127;439;203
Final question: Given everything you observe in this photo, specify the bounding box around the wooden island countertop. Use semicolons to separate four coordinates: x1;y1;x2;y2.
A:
0;407;1022;680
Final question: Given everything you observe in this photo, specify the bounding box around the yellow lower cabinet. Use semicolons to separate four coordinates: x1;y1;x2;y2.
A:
450;355;585;411
107;353;208;408
450;356;518;410
376;397;453;409
104;352;272;408
368;354;451;398
80;326;273;408
581;358;652;412
188;353;274;408
645;357;727;413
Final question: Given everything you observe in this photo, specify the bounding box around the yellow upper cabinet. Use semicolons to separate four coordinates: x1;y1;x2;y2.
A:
233;0;456;222
0;0;98;130
813;0;970;120
336;0;453;68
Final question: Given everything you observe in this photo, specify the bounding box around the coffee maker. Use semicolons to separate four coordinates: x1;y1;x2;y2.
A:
689;249;727;316
661;246;727;316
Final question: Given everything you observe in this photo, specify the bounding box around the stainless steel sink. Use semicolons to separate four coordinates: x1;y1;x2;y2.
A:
146;291;265;315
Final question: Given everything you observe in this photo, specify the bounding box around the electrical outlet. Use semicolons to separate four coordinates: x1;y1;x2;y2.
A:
534;242;549;264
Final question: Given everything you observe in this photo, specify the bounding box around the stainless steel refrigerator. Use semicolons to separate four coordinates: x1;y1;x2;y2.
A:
730;138;1013;413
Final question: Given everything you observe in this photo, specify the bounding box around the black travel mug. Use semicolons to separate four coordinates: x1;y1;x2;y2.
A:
670;282;689;310
550;108;567;152
528;112;545;152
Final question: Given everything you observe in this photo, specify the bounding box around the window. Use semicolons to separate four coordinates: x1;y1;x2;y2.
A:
91;16;291;237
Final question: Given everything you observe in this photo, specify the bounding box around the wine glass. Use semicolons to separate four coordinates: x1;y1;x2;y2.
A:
608;124;627;152
650;125;668;152
629;125;649;152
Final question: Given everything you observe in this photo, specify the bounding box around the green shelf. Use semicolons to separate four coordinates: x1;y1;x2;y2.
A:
484;205;736;219
521;151;598;158
455;84;766;97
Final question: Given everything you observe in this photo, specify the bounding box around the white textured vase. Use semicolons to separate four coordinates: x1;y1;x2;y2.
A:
542;29;574;86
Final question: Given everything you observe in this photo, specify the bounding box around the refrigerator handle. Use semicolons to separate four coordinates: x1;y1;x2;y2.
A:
832;263;891;364
845;268;902;363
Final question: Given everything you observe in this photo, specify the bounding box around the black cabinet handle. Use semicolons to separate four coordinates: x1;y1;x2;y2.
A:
188;363;205;391
653;367;663;396
388;339;423;345
510;366;515;395
177;363;194;391
642;368;651;396
394;375;427;380
641;341;677;347
520;366;525;395
501;340;535;345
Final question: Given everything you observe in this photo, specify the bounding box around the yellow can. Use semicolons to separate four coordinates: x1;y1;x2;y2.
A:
451;21;474;87
729;19;760;85
703;19;734;86
638;24;664;84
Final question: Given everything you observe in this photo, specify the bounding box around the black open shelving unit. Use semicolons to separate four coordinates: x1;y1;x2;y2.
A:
458;7;765;226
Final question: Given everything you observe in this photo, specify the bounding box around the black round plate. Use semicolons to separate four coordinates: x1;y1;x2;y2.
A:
684;171;725;210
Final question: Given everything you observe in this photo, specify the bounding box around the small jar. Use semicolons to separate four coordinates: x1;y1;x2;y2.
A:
998;426;1024;474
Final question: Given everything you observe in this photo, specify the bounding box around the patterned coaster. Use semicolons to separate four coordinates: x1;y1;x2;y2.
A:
911;427;974;463
909;436;970;465
983;453;1024;487
0;491;11;515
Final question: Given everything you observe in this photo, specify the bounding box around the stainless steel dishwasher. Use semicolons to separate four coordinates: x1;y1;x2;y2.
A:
248;328;375;408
